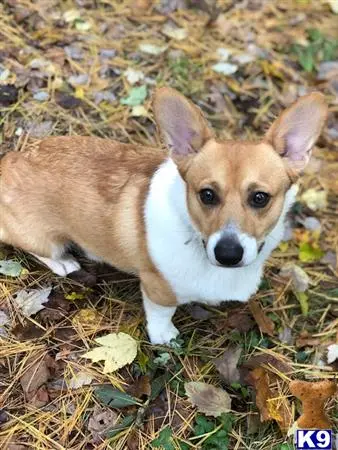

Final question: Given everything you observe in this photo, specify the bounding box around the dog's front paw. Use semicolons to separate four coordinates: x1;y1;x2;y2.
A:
147;322;179;345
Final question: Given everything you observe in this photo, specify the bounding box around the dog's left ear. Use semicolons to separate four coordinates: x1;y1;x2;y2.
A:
153;87;214;156
265;92;328;175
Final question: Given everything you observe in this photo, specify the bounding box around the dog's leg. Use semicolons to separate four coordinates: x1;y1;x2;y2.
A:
142;291;178;345
32;253;81;276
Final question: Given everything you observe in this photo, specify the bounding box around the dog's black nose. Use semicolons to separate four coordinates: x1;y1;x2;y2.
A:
214;236;244;267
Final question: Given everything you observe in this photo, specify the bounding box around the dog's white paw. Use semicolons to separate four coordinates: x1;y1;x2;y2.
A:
148;322;179;345
33;254;81;276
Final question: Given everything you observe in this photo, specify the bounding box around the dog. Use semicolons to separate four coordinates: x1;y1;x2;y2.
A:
0;88;327;344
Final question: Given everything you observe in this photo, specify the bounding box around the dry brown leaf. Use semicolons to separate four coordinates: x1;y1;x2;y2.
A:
88;406;119;444
127;375;151;399
296;331;321;348
290;380;337;429
185;381;231;417
247;367;292;433
213;346;241;385
20;354;54;407
241;353;293;376
248;299;275;337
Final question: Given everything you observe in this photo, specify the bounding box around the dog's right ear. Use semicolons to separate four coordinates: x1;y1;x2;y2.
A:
153;87;214;156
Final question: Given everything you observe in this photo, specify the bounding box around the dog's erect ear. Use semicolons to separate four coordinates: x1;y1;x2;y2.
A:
265;92;327;175
153;87;214;156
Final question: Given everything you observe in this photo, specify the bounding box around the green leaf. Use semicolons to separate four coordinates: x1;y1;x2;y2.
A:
153;352;171;366
150;372;171;400
151;426;175;450
95;386;140;408
279;444;293;450
194;415;215;436
120;85;147;106
299;242;324;262
0;259;23;277
106;414;135;438
295;292;309;316
298;47;315;72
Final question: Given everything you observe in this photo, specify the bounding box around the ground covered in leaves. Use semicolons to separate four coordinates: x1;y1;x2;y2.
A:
0;0;337;449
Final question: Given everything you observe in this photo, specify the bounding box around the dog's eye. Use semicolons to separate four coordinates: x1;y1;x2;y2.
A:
199;188;219;206
249;191;270;208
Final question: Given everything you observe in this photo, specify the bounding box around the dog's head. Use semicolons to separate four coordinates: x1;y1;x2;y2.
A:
153;88;327;268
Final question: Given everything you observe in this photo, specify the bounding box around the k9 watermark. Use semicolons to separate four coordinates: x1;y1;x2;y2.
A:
295;429;336;450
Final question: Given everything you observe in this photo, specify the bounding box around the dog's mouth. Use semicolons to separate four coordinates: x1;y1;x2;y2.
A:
258;241;265;253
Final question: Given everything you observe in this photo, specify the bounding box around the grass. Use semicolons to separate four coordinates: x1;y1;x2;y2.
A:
0;0;337;449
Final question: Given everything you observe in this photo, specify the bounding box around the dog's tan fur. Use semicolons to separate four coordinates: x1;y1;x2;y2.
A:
0;88;327;312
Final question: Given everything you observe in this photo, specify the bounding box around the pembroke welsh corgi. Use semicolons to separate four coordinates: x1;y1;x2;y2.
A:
0;88;327;344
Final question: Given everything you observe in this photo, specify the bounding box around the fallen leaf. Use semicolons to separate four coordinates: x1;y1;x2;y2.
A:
75;20;92;31
248;299;275;337
95;385;140;407
187;304;211;320
151;426;175;450
290;380;337;428
139;43;167;55
63;9;80;22
213;346;241;385
247;368;292;432
12;322;45;340
127;375;151;399
280;263;310;292
299;243;324;262
124;68;145;85
72;308;102;329
161;23;188;40
301;188;327;211
185;381;231;417
88;406;119;444
13;287;52;317
20;354;54;407
68;370;94;389
327;343;338;364
131;105;148;117
83;332;138;374
120;85;148;107
223;307;255;332
294;292;309;316
296;331;321;348
240;353;293;375
0;259;23;277
212;62;238;75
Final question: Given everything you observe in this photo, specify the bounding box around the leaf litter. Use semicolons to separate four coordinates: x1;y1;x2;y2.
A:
0;0;337;448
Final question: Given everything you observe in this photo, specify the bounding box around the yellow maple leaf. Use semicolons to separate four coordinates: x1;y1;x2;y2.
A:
82;332;138;374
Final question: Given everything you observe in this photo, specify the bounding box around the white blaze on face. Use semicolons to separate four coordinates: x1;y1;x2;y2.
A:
206;223;258;267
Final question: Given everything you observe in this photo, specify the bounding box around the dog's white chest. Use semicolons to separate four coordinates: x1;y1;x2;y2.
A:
144;159;290;305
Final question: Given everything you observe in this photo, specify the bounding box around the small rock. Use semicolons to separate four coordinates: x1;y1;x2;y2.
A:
94;90;116;104
0;85;18;106
33;91;49;102
29;120;53;138
301;216;321;231
56;93;82;110
68;73;89;86
100;48;117;59
64;45;84;60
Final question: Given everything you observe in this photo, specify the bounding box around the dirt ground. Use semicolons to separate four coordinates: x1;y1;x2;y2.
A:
0;1;337;449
